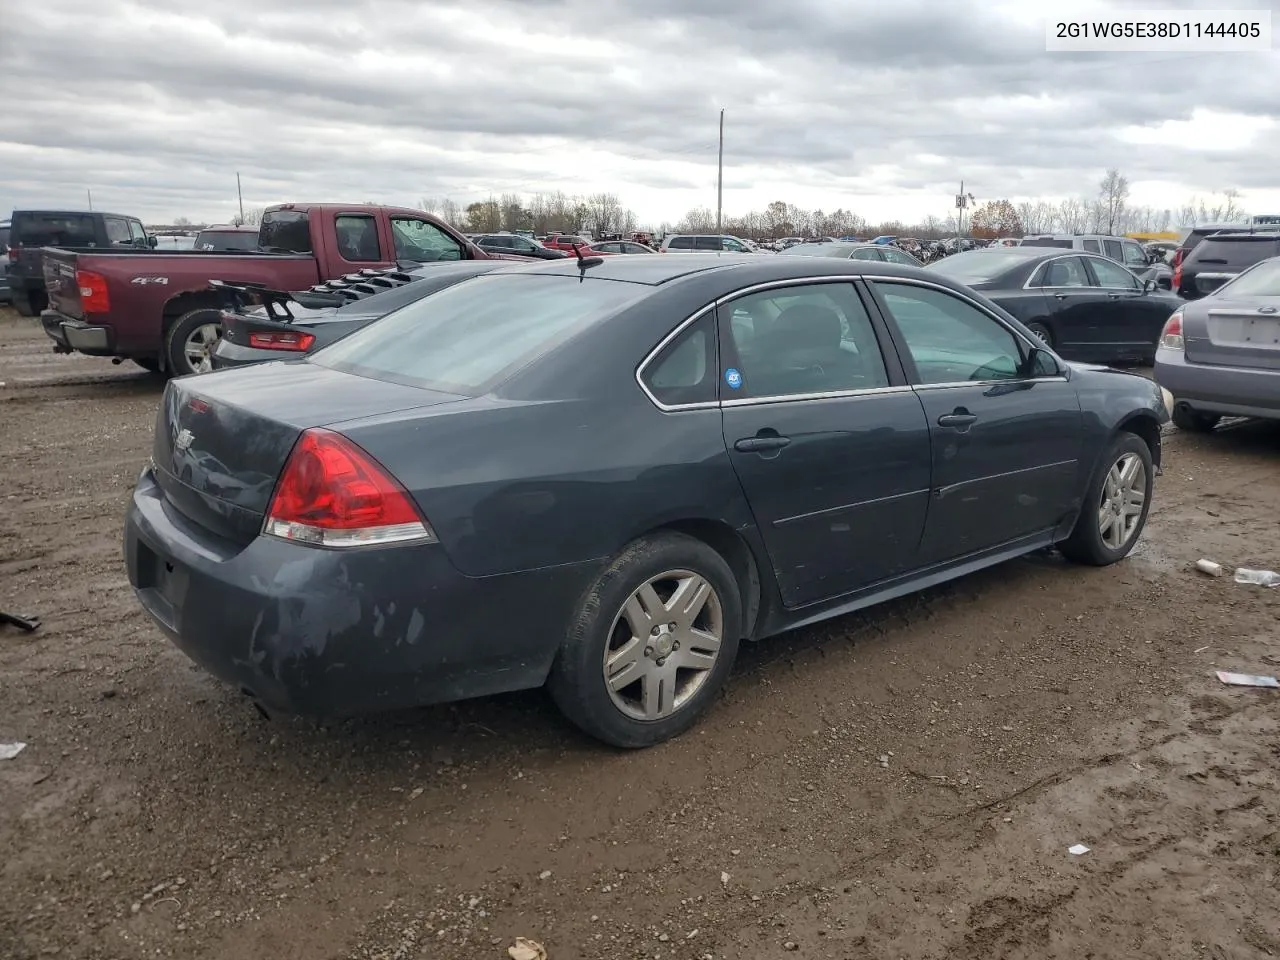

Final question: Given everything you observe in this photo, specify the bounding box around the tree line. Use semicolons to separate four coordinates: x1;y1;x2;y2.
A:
212;169;1248;241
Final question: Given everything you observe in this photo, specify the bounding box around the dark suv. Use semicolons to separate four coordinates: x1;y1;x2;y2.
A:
7;209;153;316
1175;231;1280;298
474;234;565;259
0;220;10;304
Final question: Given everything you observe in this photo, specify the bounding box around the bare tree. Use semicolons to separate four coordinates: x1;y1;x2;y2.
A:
498;193;527;231
419;197;440;215
1098;168;1130;234
231;207;263;227
463;200;501;233
1057;198;1087;233
677;207;716;232
438;198;461;226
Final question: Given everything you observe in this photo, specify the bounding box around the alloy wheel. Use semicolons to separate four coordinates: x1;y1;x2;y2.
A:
603;569;724;721
183;323;221;374
1098;452;1146;550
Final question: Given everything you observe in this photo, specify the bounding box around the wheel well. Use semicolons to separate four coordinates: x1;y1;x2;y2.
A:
1117;413;1162;469
162;292;223;334
647;519;762;640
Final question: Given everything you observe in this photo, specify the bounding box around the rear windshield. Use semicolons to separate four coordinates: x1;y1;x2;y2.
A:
1187;236;1280;268
1212;258;1280;297
15;213;96;246
196;230;258;251
779;243;850;257
927;248;1038;282
311;274;645;394
258;211;310;253
1019;237;1072;248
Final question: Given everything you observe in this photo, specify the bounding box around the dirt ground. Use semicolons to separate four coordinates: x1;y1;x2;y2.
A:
1;306;1278;960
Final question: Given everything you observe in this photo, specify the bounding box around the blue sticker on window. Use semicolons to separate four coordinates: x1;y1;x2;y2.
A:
724;368;743;389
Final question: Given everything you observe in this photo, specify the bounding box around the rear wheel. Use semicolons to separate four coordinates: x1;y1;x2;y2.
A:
11;291;36;317
548;532;742;748
1059;433;1153;566
1172;404;1219;433
1025;322;1053;348
165;309;223;376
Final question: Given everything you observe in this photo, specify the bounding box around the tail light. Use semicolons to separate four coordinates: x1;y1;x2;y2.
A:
264;428;435;548
76;270;110;313
1159;310;1184;351
248;330;316;352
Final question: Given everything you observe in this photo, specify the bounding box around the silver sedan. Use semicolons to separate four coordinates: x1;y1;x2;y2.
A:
1155;256;1280;431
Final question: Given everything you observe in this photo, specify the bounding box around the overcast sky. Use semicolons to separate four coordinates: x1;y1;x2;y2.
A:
1;0;1277;226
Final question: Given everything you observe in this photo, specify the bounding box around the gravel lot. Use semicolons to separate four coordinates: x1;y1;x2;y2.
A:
2;306;1278;960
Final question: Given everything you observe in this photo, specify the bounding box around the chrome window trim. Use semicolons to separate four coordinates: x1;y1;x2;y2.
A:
722;384;913;408
635;273;1065;412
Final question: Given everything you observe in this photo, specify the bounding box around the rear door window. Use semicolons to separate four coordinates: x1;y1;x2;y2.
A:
1082;239;1101;253
311;274;644;394
668;236;694;250
104;218;132;246
1121;241;1147;270
1102;239;1123;261
695;237;721;251
336;214;382;262
720;282;889;399
1034;256;1090;287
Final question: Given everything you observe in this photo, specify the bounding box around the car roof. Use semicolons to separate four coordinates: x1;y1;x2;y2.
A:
12;209;132;218
1196;231;1280;240
407;260;507;279
489;251;934;286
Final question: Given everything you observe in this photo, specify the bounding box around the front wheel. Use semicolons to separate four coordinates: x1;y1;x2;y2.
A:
165;309;223;376
1025;322;1053;348
548;532;742;748
1059;433;1154;566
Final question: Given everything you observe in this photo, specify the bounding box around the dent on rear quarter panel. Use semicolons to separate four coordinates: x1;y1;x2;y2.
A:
341;396;751;578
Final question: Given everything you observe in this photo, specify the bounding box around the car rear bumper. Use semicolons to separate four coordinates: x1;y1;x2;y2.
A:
41;310;114;354
1154;346;1280;419
125;467;597;716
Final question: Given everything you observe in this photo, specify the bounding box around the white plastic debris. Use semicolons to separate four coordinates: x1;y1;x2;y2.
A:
1068;844;1090;856
0;742;26;760
720;871;730;885
1216;671;1280;688
1233;568;1280;587
508;938;547;960
1195;559;1225;577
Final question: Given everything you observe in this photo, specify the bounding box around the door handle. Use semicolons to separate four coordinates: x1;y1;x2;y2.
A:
1107;292;1121;299
937;412;978;428
1053;293;1068;300
735;435;791;452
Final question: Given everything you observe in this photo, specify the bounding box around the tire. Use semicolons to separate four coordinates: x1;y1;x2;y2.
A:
12;291;35;317
165;309;223;376
548;532;743;748
1172;404;1219;433
1025;322;1053;348
132;357;163;374
1059;433;1154;566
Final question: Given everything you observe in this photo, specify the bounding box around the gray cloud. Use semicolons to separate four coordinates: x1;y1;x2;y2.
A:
1;0;1276;224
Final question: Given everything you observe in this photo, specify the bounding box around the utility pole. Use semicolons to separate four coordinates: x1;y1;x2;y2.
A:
86;189;93;211
955;181;975;238
715;109;724;235
236;172;245;225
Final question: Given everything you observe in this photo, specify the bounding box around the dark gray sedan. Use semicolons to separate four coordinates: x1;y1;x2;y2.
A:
126;254;1168;747
779;240;923;267
1155;256;1280;431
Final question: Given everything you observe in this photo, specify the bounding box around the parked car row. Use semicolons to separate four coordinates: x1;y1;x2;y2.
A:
126;251;1168;748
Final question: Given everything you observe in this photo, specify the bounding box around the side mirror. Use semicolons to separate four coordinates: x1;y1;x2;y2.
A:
1143;278;1158;293
147;235;158;248
1027;346;1060;378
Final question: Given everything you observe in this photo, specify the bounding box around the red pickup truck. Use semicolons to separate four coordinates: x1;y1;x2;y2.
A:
41;203;515;375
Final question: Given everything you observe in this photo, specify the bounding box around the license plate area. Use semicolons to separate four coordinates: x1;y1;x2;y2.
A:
135;541;189;627
1207;313;1280;349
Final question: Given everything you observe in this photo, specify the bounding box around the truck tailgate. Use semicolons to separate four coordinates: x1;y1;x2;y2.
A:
42;250;84;320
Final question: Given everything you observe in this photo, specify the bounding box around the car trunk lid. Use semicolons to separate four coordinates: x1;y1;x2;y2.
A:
1184;296;1280;370
152;362;466;545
